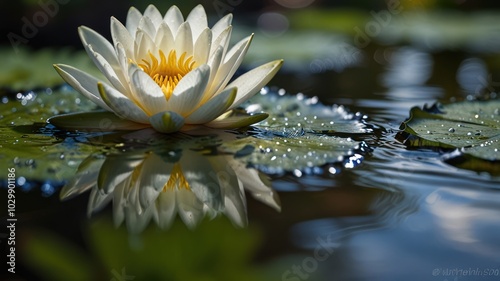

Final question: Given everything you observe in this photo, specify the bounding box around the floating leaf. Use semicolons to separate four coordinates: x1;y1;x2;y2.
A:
0;87;103;185
220;90;372;175
245;89;372;134
398;99;500;173
221;132;366;175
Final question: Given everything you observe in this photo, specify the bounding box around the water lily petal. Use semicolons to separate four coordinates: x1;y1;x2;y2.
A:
48;111;150;131
114;42;131;88
126;6;142;37
210;25;231;58
206;112;268;129
228;59;284;109
208;34;253;97
98;82;150;123
53;64;112;111
131;68;169;115
137;15;156;42
86;44;128;94
186;4;208;40
211;13;232;42
200;46;224;103
193;28;211;65
111;16;134;59
174;22;193;57
78;26;119;68
155;22;175;51
134;29;157;64
169;64;210;115
149;111;185;133
143;4;163;28
185;87;236;124
164;5;184;36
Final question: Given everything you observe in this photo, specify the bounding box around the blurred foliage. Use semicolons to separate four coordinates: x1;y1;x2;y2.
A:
0;47;102;90
22;217;273;281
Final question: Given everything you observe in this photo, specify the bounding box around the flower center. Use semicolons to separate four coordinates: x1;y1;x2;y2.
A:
164;163;190;191
139;50;195;99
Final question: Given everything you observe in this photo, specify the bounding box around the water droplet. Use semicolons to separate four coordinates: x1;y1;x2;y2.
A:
467;132;472;136
448;128;455;133
293;169;302;177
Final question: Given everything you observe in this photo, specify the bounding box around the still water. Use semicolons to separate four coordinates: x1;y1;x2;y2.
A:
1;43;500;281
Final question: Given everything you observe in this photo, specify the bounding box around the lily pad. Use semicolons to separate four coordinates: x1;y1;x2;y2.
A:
245;89;372;135
220;89;372;175
0;86;102;186
398;99;500;173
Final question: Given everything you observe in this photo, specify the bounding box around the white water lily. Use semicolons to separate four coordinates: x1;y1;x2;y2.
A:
51;4;283;133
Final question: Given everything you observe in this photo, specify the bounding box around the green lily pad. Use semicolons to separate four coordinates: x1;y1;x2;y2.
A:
398;99;500;173
221;132;366;175
220;90;371;175
0;86;103;185
245;90;372;134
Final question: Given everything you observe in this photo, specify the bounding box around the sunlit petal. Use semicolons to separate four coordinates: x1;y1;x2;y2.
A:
53;64;112;111
185;87;236;124
98;82;150;123
143;4;163;28
78;26;119;68
169;64;210;115
126;6;142;37
186;4;208;40
131;68;169;115
228;59;284;109
164;5;184;35
111;17;134;59
206;112;268;129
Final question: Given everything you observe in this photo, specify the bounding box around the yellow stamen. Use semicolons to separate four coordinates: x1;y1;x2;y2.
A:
164;163;190;191
138;50;195;100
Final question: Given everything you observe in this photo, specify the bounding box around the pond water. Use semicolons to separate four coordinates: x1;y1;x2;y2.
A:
1;36;500;281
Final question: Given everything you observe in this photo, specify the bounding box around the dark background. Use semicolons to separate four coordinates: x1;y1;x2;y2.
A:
2;0;500;50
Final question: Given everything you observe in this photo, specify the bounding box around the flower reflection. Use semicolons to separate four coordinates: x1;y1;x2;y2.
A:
60;129;280;233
